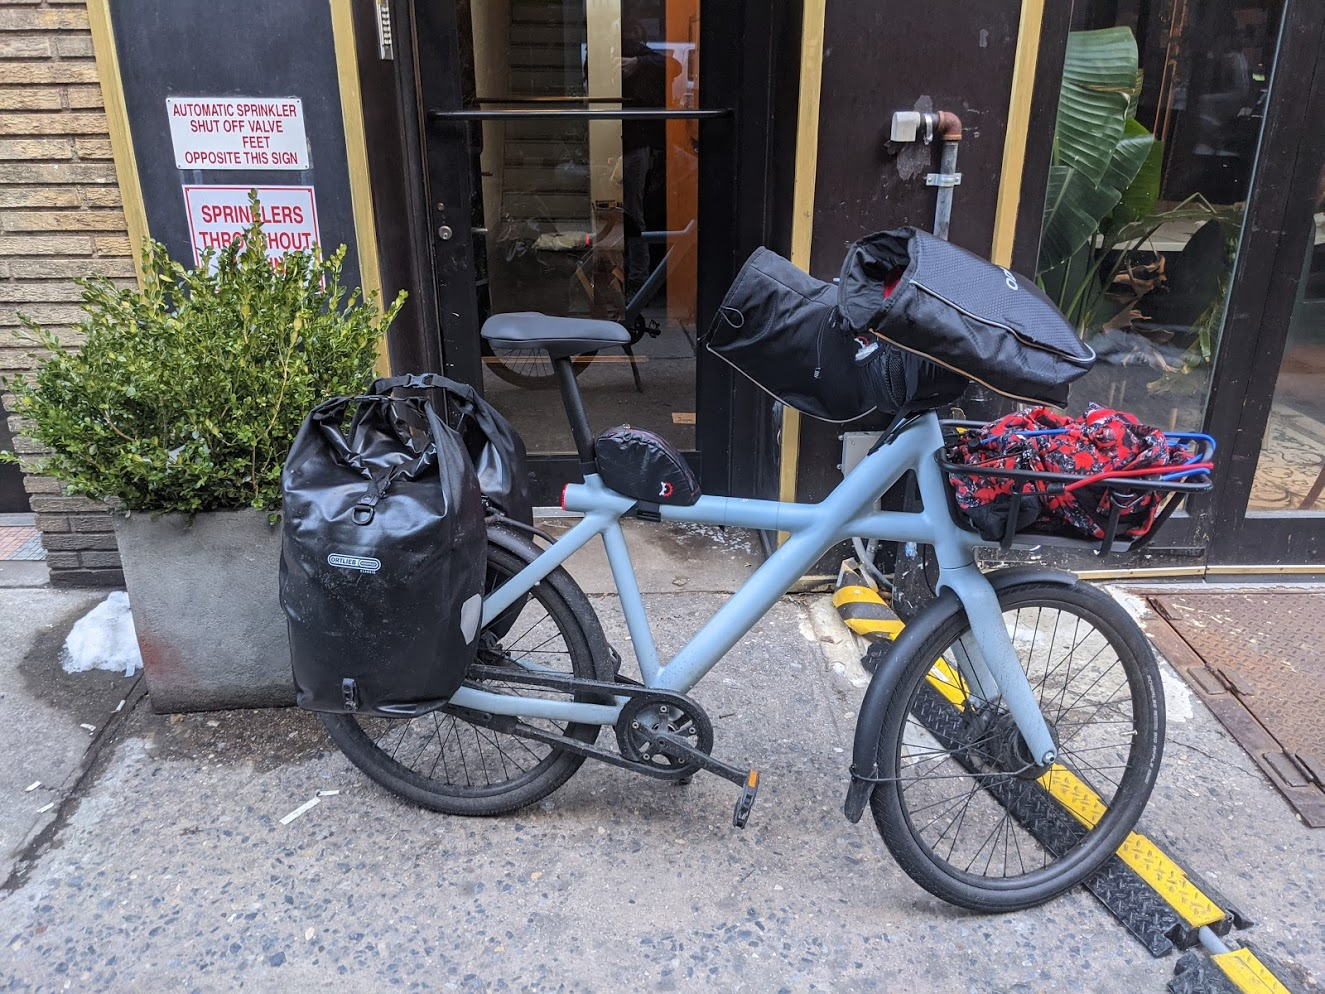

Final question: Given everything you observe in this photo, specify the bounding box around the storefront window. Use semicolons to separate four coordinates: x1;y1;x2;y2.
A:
1043;1;1283;432
1247;171;1325;511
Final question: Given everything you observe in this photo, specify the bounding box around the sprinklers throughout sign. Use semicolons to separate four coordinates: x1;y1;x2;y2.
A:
167;97;309;170
181;185;320;267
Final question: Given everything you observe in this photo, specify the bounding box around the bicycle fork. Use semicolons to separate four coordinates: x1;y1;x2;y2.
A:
843;564;1070;824
939;565;1058;767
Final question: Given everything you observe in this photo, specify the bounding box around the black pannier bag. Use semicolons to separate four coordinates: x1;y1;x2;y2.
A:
595;425;701;506
837;228;1095;407
370;373;532;528
280;387;487;717
704;246;966;422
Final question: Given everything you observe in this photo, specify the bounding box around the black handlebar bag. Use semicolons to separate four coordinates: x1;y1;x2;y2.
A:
837;228;1095;407
704;247;965;422
280;390;486;717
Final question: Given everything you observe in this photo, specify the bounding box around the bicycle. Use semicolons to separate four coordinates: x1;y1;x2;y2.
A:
481;220;698;391
320;315;1200;913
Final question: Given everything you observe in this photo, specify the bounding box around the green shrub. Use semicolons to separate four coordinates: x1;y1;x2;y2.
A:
3;192;405;514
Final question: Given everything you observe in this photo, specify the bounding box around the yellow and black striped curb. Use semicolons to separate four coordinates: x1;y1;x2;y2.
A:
831;565;1306;994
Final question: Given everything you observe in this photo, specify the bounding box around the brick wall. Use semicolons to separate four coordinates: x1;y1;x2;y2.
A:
0;0;132;587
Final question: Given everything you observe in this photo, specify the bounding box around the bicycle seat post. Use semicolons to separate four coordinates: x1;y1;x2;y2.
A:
552;356;597;474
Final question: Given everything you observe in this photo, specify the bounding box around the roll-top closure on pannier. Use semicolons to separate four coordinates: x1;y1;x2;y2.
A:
836;228;1095;408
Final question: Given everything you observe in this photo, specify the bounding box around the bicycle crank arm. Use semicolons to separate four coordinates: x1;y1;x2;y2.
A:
441;704;692;781
637;728;763;830
638;727;748;786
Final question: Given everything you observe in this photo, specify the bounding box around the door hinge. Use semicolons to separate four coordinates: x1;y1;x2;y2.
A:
375;0;394;60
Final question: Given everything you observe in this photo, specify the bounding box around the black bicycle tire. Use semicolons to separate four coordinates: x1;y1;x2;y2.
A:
480;338;595;389
869;580;1164;912
320;541;602;816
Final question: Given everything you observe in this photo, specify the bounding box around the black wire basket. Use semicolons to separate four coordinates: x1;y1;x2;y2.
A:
938;420;1216;557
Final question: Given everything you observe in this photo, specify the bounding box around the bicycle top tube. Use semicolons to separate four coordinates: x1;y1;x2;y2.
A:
563;410;988;567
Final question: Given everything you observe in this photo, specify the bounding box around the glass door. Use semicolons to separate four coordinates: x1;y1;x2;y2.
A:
418;0;732;499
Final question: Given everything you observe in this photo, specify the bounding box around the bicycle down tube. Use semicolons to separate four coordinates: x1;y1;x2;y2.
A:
452;411;1059;767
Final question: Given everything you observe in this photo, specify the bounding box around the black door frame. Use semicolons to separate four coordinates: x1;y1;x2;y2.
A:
1193;1;1325;565
381;0;800;504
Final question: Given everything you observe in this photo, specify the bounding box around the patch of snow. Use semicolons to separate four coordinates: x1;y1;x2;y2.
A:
61;591;142;677
1161;668;1194;724
798;595;871;689
1104;585;1151;627
672;522;757;554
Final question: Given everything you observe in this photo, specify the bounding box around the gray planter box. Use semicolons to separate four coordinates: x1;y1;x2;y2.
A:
114;508;294;713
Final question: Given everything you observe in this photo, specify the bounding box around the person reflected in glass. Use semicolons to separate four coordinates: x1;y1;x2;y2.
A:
620;20;681;302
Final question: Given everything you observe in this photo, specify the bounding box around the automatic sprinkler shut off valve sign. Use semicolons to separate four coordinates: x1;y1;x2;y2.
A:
167;95;320;268
167;97;309;170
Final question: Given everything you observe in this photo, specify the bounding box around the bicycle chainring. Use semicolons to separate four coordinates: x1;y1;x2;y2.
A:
615;694;714;777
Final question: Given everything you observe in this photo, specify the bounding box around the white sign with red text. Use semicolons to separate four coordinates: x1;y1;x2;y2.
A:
167;97;308;170
182;185;320;268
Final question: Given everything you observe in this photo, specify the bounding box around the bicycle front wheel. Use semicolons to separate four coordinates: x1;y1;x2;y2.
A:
869;580;1164;912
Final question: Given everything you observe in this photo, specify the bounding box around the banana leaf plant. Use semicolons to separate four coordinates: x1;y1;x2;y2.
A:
1038;27;1242;362
1038;28;1156;324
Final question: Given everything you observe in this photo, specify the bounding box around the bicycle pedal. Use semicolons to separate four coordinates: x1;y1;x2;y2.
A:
732;770;760;829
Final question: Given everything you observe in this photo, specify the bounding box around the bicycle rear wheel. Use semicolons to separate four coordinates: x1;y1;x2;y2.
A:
869;580;1164;912
320;540;606;816
481;338;595;389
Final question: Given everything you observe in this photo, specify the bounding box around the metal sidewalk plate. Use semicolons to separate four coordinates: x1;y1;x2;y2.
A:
1148;592;1325;827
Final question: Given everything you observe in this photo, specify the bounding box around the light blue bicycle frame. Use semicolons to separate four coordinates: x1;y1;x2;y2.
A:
449;411;1059;767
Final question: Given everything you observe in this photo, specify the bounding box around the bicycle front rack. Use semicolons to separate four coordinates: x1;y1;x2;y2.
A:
937;420;1217;558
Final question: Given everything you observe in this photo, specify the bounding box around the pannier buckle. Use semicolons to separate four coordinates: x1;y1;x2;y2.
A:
342;678;360;711
353;489;382;525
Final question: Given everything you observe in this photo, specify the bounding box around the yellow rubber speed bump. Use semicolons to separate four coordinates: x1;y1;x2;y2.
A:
1037;766;1227;929
927;658;970;707
1211;948;1294;994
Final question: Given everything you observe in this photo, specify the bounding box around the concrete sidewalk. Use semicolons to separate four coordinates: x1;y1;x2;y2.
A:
0;522;1321;992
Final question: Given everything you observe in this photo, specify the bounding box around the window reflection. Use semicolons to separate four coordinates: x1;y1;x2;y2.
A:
458;1;702;455
1248;170;1325;511
1048;1;1282;433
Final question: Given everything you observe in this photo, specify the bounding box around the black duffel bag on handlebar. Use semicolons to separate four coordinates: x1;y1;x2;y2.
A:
704;247;966;422
836;228;1095;407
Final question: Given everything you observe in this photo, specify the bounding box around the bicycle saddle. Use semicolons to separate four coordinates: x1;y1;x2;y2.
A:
481;312;631;359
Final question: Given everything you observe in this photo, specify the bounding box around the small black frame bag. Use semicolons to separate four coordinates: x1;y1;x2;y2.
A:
837;228;1095;407
280;386;487;717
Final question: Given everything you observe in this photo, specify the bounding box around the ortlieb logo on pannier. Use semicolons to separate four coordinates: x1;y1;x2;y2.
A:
327;553;381;574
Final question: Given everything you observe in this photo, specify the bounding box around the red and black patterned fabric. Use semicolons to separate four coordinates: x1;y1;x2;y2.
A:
948;406;1190;542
